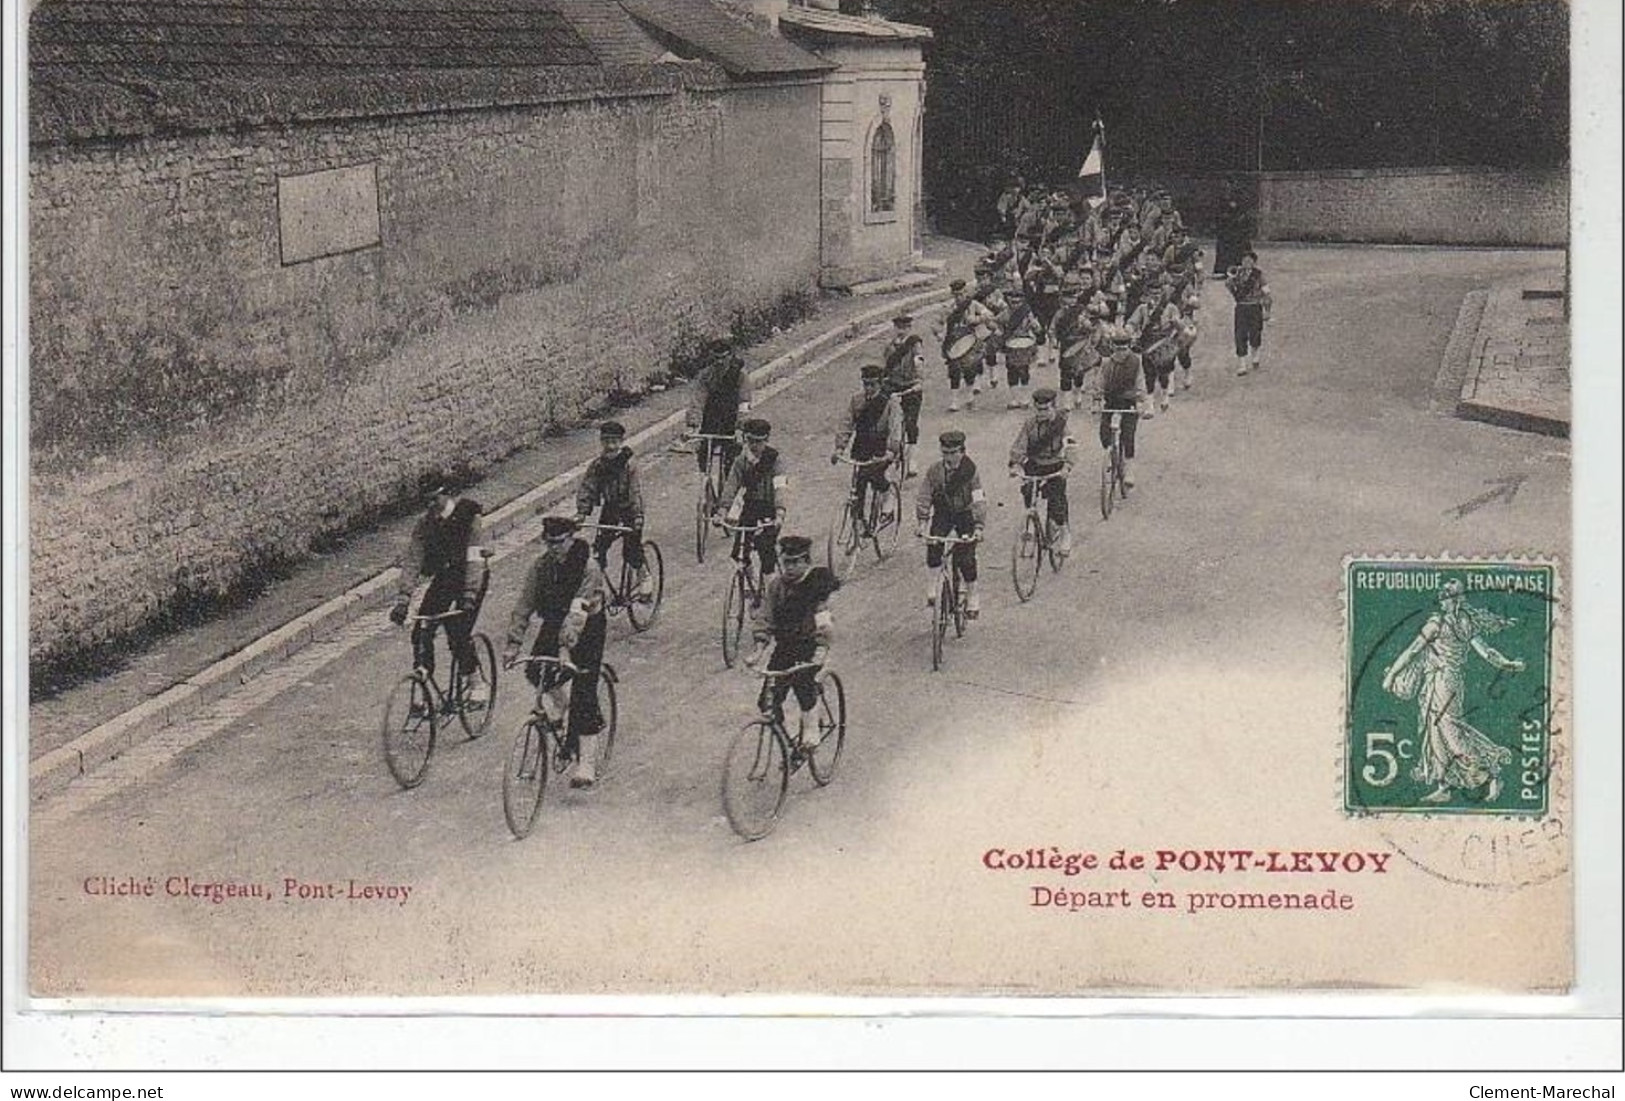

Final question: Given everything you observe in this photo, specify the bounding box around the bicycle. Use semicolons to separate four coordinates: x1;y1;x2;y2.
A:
686;431;738;563
719;661;846;841
922;532;980;672
500;653;620;839
1092;403;1136;520
381;607;498;789
713;518;776;668
578;521;665;632
1010;470;1068;603
826;453;902;581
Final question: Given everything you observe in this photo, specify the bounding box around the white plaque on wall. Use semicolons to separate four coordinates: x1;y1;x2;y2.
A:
277;163;382;265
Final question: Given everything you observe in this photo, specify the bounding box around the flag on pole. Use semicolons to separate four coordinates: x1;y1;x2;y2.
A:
1079;116;1107;207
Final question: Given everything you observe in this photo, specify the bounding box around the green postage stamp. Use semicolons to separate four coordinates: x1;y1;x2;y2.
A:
1344;557;1558;817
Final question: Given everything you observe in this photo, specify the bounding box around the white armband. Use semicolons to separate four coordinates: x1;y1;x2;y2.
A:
814;610;834;631
772;475;788;491
971;488;986;503
570;598;590;619
466;545;485;562
738;401;752;414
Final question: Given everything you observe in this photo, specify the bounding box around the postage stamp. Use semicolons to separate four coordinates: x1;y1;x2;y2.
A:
1344;557;1558;818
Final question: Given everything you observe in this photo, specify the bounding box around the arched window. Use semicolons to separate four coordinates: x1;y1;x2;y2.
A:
869;120;896;214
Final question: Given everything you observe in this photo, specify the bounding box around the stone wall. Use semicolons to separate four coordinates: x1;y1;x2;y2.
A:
1257;166;1568;247
29;77;822;666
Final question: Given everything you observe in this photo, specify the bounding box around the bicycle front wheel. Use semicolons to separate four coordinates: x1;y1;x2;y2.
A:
696;479;717;563
502;717;549;839
1100;451;1116;520
594;664;619;777
1117;447;1131;501
1011;513;1043;602
807;671;847;787
873;481;903;562
827;501;860;581
721;570;748;668
627;541;664;632
952;572;968;637
721;722;789;841
455;633;499;740
931;576;950;671
382;673;437;789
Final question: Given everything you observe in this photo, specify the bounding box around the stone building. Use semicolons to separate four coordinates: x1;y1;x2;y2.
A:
26;0;929;667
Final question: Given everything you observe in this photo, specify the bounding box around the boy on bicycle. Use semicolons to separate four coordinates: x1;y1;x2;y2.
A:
686;337;753;479
390;481;489;707
746;534;839;747
831;363;902;530
575;420;655;600
714;417;789;581
882;314;926;479
502;515;611;789
916;429;987;618
1086;326;1147;489
1007;387;1077;560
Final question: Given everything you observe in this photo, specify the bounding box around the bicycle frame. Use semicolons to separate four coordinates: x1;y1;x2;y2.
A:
922;532;979;670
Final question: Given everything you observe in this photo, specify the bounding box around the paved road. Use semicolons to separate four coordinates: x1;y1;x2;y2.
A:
29;246;1570;998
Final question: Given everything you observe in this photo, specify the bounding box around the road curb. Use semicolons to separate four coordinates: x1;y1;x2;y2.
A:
31;284;955;804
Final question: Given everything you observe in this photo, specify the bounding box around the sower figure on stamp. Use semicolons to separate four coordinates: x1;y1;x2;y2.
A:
503;516;610;789
1382;579;1523;803
1227;250;1272;376
391;481;490;708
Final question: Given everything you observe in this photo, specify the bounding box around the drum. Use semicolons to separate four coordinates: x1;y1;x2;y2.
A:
1060;340;1093;364
1004;334;1037;370
946;333;979;362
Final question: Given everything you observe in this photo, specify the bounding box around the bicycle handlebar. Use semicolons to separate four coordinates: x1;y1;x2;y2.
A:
577;521;637;535
756;662;824;681
409;609;469;623
713;518;778;534
920;533;982;546
1012;470;1068;484
685;432;739;443
835;454;895;468
511;654;586;677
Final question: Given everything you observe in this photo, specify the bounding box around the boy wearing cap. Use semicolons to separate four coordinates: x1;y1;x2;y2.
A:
832;364;903;530
882;314;927;479
391;483;490;707
1085;326;1147;489
1007;387;1077;559
746;534;840;745
502;516;611;788
715;417;789;580
916;429;987;617
1051;274;1100;410
1227;251;1272;375
575;421;654;600
686;338;753;477
997;286;1044;410
937;279;996;412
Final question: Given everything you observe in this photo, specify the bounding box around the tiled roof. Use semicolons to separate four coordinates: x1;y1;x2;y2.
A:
778;6;932;42
29;0;602;69
549;0;666;67
617;0;832;76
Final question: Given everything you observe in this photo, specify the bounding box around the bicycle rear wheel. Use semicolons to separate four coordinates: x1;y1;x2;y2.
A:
721;722;789;841
454;633;498;740
1011;512;1043;602
721;570;748;668
627;541;664;631
382;673;437;789
872;481;903;562
807;671;846;787
502;716;549;839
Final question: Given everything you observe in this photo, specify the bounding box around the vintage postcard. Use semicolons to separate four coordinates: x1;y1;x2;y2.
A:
11;0;1606;1021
